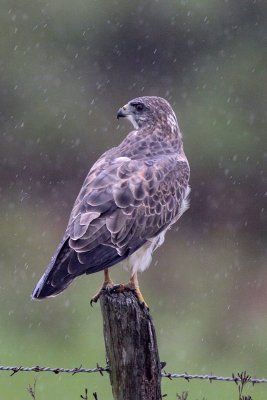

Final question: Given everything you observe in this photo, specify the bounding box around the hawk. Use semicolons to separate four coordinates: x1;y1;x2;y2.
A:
32;96;190;306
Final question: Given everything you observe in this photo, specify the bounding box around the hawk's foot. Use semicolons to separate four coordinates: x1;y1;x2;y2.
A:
90;274;114;306
110;282;149;310
129;285;149;310
90;281;115;306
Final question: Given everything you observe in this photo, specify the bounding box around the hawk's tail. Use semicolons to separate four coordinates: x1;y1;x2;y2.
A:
31;238;79;299
31;237;138;300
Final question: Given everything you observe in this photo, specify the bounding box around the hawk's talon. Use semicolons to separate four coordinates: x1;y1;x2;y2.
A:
90;299;95;307
122;282;149;310
90;283;123;306
90;289;105;306
90;270;114;306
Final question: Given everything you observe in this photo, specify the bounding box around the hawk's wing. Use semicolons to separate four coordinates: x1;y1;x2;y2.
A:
32;153;189;299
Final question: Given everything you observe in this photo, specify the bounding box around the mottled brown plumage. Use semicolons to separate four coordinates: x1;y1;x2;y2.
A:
32;96;190;300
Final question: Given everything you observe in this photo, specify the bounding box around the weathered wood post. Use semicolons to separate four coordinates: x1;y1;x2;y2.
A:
100;290;162;400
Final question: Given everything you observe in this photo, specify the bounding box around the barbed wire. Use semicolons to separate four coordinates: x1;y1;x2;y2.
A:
161;371;267;384
1;365;267;384
0;365;109;376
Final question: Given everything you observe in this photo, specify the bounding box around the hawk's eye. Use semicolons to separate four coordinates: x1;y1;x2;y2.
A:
135;103;144;112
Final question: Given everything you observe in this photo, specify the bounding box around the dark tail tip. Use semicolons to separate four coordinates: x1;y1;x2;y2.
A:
31;273;72;300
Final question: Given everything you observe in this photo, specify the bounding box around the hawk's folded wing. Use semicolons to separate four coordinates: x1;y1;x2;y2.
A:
32;153;189;299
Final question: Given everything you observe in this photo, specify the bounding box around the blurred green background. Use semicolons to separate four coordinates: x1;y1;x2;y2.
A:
0;0;266;399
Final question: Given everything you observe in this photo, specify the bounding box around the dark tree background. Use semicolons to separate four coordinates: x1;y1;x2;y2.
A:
0;1;266;399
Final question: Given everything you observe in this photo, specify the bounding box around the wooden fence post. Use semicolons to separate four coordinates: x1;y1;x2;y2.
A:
100;290;162;400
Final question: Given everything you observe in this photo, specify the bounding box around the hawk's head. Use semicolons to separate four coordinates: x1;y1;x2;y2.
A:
117;96;179;132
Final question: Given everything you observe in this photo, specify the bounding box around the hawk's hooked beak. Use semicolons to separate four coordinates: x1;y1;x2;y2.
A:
117;104;129;120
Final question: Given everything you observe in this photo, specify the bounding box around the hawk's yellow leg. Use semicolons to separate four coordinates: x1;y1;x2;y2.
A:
90;268;114;306
90;270;148;309
124;272;149;309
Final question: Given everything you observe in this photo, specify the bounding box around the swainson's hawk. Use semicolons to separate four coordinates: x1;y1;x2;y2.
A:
32;96;190;306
